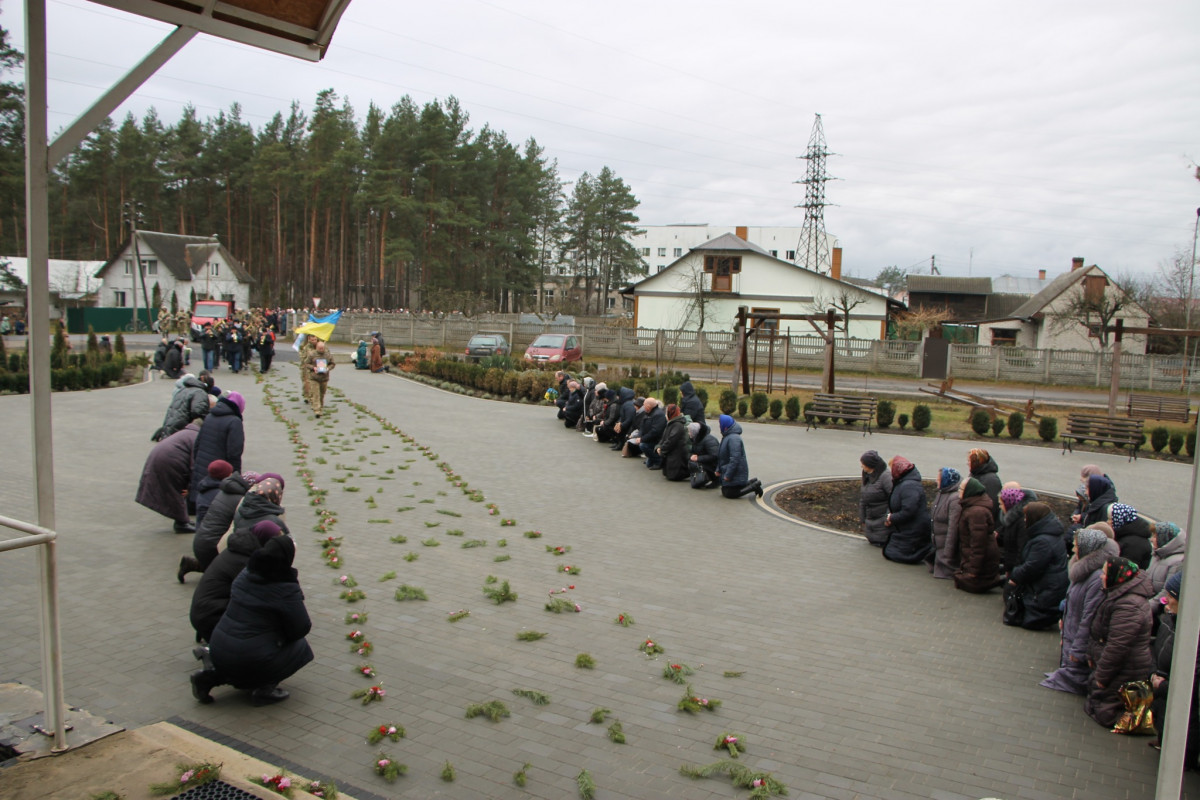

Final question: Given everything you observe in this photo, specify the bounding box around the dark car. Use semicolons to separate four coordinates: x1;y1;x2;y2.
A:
464;333;510;362
523;333;582;364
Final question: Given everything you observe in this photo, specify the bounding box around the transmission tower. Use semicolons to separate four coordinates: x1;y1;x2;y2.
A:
795;114;836;275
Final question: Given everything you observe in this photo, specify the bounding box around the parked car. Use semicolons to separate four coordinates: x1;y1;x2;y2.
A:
523;333;582;364
464;333;510;362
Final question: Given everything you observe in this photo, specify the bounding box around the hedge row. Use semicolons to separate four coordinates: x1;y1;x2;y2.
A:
0;360;127;394
415;358;558;401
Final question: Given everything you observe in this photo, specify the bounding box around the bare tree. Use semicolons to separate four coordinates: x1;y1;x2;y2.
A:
809;288;866;353
1046;271;1146;349
892;306;954;340
667;254;714;332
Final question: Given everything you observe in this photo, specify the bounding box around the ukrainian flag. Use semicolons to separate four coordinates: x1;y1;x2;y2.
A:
293;309;343;341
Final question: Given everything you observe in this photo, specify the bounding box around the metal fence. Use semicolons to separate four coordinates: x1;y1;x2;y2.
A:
330;313;1200;391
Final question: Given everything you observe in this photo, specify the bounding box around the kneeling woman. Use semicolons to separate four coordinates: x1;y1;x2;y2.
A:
882;456;932;564
1085;557;1153;728
196;536;313;706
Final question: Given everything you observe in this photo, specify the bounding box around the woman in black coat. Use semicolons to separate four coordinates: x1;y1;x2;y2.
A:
688;421;720;488
883;456;933;564
657;405;690;481
1080;474;1118;529
190;392;245;500
1006;502;1070;630
967;448;1002;512
859;450;893;547
1109;503;1153;570
678;380;705;424
1149;574;1200;761
191;470;257;573
189;521;281;644
195;535;313;706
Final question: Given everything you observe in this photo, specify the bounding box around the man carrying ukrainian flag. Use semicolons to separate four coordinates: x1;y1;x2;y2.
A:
294;309;342;416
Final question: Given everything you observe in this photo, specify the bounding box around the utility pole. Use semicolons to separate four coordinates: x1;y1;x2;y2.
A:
124;202;151;331
794;114;836;275
1182;207;1200;392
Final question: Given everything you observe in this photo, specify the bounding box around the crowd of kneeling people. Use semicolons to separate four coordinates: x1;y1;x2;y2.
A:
550;371;762;499
135;371;313;707
861;448;1194;759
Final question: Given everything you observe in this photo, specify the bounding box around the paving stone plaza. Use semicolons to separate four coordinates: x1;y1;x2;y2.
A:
2;363;1198;799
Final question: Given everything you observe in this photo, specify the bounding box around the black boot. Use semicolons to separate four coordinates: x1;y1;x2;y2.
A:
190;669;219;704
753;480;764;498
178;555;202;583
192;645;214;671
252;685;290;706
173;520;196;534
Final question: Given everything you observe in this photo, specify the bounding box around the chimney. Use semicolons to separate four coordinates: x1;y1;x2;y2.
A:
1038;269;1046;281
1071;257;1084;272
735;226;748;241
831;247;842;281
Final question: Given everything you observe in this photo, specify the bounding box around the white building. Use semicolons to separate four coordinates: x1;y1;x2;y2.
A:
629;224;838;275
0;257;105;318
93;232;253;311
625;233;891;338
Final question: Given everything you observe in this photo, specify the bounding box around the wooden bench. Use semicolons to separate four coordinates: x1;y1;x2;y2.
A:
1127;393;1191;423
1062;414;1145;461
805;393;878;436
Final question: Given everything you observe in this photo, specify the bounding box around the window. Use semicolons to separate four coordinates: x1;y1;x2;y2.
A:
991;328;1018;346
607;297;616;309
786;250;796;261
123;259;132;275
769;250;778;258
210;262;220;276
543;288;555;303
673;248;682;257
750;307;780;331
142;259;157;276
657;247;666;257
112;290;127;307
641;247;650;257
702;255;742;292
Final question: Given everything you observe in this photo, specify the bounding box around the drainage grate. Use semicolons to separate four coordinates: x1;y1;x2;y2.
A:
173;780;260;799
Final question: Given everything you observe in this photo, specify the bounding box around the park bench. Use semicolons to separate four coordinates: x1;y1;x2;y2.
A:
1062;414;1145;461
1126;393;1191;423
805;393;878;436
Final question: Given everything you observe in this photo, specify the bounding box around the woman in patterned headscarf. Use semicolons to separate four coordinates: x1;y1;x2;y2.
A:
1085;557;1154;727
232;474;289;539
1147;521;1186;600
1108;503;1153;570
930;467;962;578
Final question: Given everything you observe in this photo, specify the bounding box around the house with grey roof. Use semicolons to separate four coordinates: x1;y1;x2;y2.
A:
623;233;894;338
93;232;253;311
975;258;1150;352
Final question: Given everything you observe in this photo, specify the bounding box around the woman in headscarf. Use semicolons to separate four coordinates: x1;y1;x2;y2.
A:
967;448;1002;511
232;474;289;539
135;420;201;534
1109;503;1153;570
1149;574;1200;763
953;478;1003;593
1041;529;1118;694
196;535;313;706
858;450;892;547
930;467;962;578
882;456;932;564
189;470;259;579
1079;474;1118;529
1147;521;1186;601
189;520;283;645
1006;502;1069;630
657;404;691;482
997;483;1038;573
1085;557;1154;728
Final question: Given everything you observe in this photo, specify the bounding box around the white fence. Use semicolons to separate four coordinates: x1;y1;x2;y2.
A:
331;313;1200;391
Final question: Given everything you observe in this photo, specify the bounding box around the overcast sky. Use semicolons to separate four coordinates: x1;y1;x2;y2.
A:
3;0;1199;283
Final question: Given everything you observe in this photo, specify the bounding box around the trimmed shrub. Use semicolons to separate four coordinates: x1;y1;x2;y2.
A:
803;401;815;422
1007;412;1024;439
1038;416;1058;442
718;389;738;415
738;399;748;417
1170;432;1184;455
114;332;126;356
991;418;1006;437
912;404;932;431
970;410;991;436
500;371;519;397
897;413;909;429
750;391;769;418
696;387;709;410
769;398;783;420
662;385;679;406
785;395;801;421
1188;429;1196;458
876;400;896;429
634;381;652;398
1151;426;1170;453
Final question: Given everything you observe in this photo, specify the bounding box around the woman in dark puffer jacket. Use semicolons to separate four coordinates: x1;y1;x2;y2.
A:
953;478;1002;593
996;484;1038;573
1085;557;1154;728
194;535;313;706
657;405;691;481
1006;502;1069;630
929;467;961;578
190;470;258;574
883;456;932;564
859;450;892;547
967;448;1002;512
1079;474;1117;529
1109;503;1153;570
190;521;281;644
